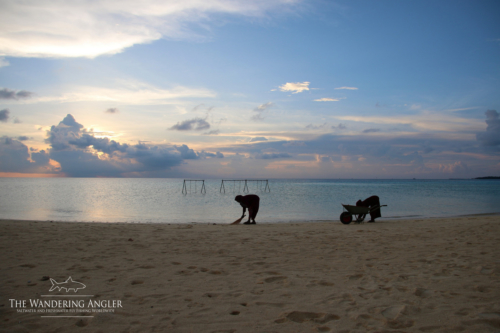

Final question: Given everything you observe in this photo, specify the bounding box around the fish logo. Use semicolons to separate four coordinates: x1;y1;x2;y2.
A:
49;277;86;293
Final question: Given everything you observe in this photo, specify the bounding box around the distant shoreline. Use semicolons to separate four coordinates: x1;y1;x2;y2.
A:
474;176;500;180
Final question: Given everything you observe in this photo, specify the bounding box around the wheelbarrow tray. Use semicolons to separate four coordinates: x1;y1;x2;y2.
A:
342;204;371;214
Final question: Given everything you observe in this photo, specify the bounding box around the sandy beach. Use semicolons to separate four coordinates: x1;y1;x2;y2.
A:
1;216;499;333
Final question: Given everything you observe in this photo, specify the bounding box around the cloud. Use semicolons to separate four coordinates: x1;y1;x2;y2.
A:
333;123;346;130
17;136;29;141
0;109;9;122
0;88;33;100
334;86;358;90
199;151;224;158
170;118;210;131
252;102;273;121
251;113;265;121
254;102;274;112
278;82;310;94
438;161;469;174
204;129;220;135
0;57;9;68
105;108;119;114
35;82;215;104
250;137;268;142
40;114;210;176
175;144;199;159
476;109;500;146
336;110;483;132
314;98;342;102
0;136;51;173
306;123;328;130
0;0;302;58
363;128;381;133
254;152;292;159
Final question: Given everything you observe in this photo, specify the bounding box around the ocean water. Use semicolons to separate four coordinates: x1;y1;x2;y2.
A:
0;178;498;223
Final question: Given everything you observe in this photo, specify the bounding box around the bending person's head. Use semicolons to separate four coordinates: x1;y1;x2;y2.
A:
235;195;243;202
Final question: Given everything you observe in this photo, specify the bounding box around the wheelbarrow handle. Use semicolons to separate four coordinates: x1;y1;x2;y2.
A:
369;204;387;212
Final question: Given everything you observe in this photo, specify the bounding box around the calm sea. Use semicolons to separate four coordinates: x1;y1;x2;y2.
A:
0;178;498;223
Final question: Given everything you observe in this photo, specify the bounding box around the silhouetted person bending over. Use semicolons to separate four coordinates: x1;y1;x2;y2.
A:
356;195;381;222
235;194;260;224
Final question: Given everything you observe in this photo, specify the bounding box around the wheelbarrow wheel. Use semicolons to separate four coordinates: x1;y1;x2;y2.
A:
340;212;352;224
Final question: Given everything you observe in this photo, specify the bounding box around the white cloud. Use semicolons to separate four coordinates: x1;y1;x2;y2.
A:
314;98;342;102
336;110;484;132
0;0;302;58
278;81;310;94
334;86;358;90
34;81;215;104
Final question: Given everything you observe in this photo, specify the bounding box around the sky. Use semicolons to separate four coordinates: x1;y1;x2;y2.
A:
0;0;499;179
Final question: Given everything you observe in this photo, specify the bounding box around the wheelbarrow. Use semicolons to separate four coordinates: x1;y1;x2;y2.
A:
340;204;387;224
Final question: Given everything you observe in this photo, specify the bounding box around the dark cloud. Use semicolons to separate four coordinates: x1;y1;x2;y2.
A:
175;144;199;159
105;108;119;114
69;134;129;154
254;152;292;159
199;151;224;158
477;110;500;146
17;136;29;141
134;142;149;150
0;136;51;173
363;128;381;133
0;88;33;100
3;114;198;177
170;118;210;131
334;123;347;130
46;114;84;150
306;123;328;130
40;114;200;177
0;109;9;122
204;129;220;135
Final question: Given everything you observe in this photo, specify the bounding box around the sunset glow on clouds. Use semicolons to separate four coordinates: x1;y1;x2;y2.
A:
0;0;499;178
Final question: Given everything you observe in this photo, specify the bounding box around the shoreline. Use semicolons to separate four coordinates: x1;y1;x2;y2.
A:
1;215;499;332
1;211;499;225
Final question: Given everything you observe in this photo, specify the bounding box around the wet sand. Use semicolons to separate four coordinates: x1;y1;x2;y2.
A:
1;215;499;332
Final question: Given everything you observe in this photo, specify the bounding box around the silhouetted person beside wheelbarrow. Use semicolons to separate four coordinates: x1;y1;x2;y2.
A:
356;195;381;222
235;194;260;224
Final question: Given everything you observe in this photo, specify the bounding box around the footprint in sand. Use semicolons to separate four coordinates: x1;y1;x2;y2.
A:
347;274;363;280
414;288;433;297
264;276;287;283
382;305;406;320
307;280;335;287
473;285;491;293
276;311;340;324
131;280;144;285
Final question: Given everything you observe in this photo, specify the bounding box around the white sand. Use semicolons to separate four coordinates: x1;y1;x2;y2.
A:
1;216;499;332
